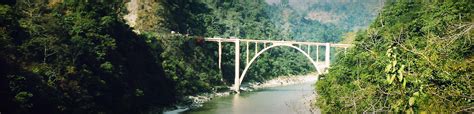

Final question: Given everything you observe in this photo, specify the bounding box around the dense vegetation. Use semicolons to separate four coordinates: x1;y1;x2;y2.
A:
315;1;473;112
0;0;381;113
266;0;383;42
0;1;177;113
129;0;381;84
143;33;224;96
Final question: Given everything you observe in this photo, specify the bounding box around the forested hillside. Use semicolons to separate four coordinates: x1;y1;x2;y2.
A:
266;0;383;41
1;0;382;113
125;0;381;85
315;1;473;112
0;1;177;113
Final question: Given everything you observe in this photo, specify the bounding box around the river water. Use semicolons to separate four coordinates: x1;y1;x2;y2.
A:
165;81;320;114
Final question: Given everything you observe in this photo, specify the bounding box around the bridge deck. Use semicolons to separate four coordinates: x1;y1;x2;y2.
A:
205;37;352;48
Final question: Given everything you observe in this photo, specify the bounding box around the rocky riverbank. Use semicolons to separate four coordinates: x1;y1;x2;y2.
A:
245;74;318;90
163;73;319;113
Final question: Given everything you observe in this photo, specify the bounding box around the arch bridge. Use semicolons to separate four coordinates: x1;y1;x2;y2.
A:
205;37;351;93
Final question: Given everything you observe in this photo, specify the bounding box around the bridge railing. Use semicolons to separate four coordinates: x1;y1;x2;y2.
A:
205;37;352;48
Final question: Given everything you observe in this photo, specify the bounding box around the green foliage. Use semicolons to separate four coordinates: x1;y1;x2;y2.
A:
265;0;382;42
100;61;113;72
315;1;473;112
128;0;381;84
14;91;33;105
1;1;176;113
196;1;322;82
143;33;223;95
135;89;144;97
0;0;385;113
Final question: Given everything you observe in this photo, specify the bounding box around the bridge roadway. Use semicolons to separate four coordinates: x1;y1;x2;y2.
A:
205;37;351;93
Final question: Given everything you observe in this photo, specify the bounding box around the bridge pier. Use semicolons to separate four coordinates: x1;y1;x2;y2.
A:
233;40;241;93
218;41;222;69
325;43;330;70
254;42;258;56
246;41;249;65
316;45;319;62
307;45;311;55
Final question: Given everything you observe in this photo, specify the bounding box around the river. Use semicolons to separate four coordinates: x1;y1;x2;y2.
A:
164;80;320;114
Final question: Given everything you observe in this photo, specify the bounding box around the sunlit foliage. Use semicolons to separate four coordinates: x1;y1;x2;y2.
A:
315;1;473;112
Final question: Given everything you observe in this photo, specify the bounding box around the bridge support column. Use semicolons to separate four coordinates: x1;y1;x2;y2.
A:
316;45;319;62
246;41;249;65
255;42;258;56
325;43;330;68
233;40;240;93
218;41;222;69
307;45;311;55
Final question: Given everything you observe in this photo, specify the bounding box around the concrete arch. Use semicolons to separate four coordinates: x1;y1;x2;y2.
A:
239;43;322;84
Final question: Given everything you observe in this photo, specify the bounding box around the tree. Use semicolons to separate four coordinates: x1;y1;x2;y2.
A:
315;1;473;112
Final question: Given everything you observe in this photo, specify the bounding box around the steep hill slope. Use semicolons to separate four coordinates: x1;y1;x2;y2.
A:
315;1;473;112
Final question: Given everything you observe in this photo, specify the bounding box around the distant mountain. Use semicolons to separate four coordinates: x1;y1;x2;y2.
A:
265;0;384;41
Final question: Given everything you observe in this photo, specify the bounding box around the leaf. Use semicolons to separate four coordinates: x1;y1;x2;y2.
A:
389;74;396;84
414;92;420;96
397;65;405;82
420;86;424;93
100;16;114;26
397;73;403;82
402;79;407;88
386;75;391;83
398;65;405;74
391;61;397;72
135;89;144;96
409;97;415;106
384;64;392;73
15;91;33;103
407;107;414;113
386;48;392;57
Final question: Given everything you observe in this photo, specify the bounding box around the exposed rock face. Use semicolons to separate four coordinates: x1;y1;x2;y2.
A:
123;0;168;33
124;0;139;29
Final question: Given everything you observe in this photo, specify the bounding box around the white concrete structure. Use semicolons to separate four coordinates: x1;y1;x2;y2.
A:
205;37;351;93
